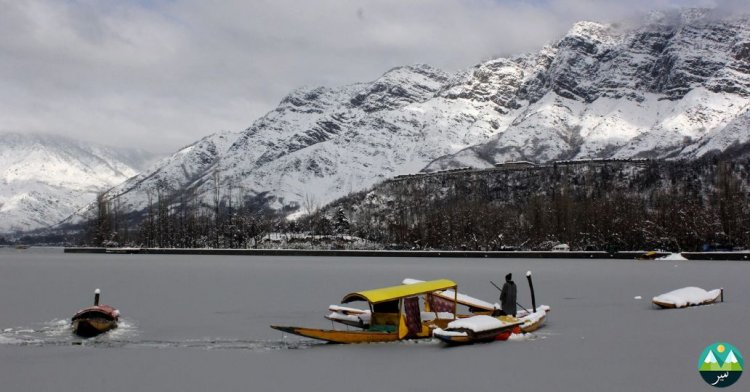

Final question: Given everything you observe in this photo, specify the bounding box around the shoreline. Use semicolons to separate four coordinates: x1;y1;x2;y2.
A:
61;247;750;260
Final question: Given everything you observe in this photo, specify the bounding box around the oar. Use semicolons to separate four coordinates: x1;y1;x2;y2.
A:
490;280;530;315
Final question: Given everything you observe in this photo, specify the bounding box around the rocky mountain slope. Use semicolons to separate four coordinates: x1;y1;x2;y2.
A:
103;9;750;221
0;133;153;233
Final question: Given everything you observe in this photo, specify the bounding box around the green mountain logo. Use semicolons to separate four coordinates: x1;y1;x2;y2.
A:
699;342;744;388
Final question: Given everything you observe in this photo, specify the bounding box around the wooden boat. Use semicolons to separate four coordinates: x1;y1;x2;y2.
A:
652;287;722;309
433;315;522;345
71;289;119;337
272;279;462;344
515;305;550;333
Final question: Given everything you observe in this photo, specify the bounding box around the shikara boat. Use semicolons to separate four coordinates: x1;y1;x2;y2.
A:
272;279;463;344
71;289;120;338
326;278;551;335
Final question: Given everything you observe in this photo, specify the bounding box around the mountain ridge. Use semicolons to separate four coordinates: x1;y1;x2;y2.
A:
0;132;156;233
12;8;750;232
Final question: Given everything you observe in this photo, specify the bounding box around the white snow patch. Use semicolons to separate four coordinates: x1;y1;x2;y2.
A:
432;328;467;337
446;315;509;333
652;287;721;308
658;253;688;261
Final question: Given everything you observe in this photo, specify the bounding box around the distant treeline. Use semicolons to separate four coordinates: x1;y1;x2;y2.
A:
81;157;750;252
322;157;750;252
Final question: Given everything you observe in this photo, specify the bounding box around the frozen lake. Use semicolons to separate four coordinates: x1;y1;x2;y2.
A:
1;248;748;391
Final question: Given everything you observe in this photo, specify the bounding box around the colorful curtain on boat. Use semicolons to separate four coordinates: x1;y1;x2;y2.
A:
427;294;454;313
403;297;422;336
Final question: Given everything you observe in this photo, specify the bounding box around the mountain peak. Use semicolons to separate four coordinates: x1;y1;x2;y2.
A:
56;14;750;229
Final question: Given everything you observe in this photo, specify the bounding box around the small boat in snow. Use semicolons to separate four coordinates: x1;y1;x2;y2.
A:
652;287;723;309
71;289;120;337
432;315;522;345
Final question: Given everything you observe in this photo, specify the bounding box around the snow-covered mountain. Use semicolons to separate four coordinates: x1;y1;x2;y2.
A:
105;9;750;219
426;11;750;170
0;133;154;233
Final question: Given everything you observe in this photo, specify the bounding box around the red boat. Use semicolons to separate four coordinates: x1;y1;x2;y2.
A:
71;289;119;337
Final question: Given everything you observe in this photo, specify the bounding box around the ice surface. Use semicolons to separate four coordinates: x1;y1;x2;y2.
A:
1;248;748;392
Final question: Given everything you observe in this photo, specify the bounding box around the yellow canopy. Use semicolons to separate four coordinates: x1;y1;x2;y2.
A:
341;279;457;304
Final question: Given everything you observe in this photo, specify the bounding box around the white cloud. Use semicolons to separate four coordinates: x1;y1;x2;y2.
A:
1;0;747;153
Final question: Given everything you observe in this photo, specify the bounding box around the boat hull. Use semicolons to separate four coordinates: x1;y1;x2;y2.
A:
72;318;117;337
271;325;402;344
652;296;720;309
71;305;119;338
433;322;522;346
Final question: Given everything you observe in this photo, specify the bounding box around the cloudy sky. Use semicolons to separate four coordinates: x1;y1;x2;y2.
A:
1;0;747;154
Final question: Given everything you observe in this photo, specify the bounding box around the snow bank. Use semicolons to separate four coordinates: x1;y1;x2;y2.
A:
446;315;507;333
652;287;721;308
657;253;688;261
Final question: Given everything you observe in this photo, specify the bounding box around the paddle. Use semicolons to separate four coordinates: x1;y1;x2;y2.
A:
490;280;530;315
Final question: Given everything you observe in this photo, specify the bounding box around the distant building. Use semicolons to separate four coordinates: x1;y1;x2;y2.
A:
552;243;570;252
496;161;537;168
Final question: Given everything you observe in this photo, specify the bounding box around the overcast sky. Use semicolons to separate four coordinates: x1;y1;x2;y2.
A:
1;0;747;154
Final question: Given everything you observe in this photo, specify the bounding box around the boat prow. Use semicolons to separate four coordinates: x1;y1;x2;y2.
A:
72;305;120;337
271;325;400;344
517;305;550;333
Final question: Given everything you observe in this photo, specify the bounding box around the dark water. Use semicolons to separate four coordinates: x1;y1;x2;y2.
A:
1;248;748;391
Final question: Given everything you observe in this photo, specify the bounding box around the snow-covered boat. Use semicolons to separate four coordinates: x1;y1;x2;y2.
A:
515;305;551;333
432;315;522;345
652;287;723;309
71;289;119;337
405;277;550;334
